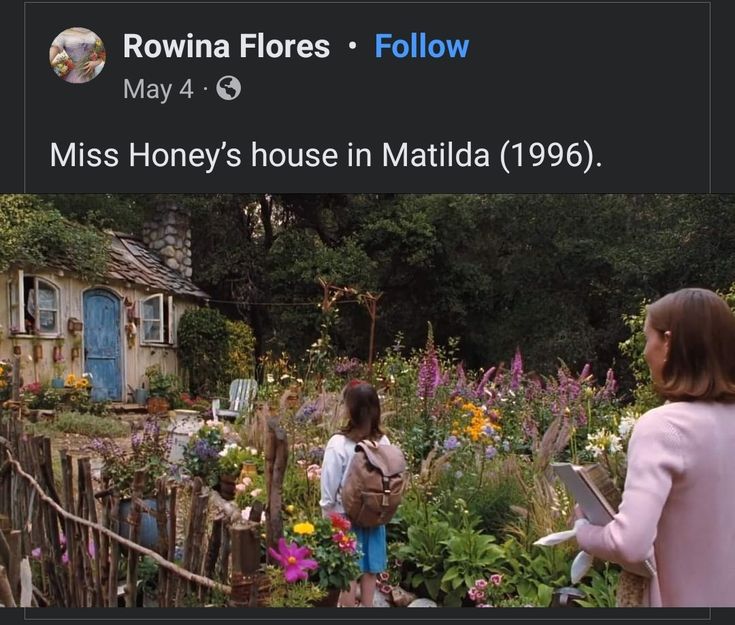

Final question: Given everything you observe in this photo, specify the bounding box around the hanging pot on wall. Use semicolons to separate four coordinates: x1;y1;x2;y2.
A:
33;344;43;362
13;345;21;356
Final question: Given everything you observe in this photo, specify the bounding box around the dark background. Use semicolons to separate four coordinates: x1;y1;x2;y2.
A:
0;0;726;192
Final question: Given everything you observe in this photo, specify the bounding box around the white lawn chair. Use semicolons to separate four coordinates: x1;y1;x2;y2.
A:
211;379;258;422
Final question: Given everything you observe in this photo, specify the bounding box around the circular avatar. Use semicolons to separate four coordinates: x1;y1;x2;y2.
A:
50;27;106;83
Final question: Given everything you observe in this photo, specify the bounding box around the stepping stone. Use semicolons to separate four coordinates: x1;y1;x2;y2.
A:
407;598;438;608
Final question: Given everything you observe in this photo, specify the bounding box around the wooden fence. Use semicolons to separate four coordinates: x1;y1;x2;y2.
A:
0;408;285;608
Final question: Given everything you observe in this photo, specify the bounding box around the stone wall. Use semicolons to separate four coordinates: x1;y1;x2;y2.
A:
141;201;193;278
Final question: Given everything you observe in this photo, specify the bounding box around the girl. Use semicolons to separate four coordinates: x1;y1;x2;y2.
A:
320;380;389;607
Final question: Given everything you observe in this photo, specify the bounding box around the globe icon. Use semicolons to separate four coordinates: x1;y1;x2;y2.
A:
216;76;241;101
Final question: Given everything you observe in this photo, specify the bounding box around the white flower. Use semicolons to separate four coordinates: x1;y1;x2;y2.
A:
249;447;258;455
617;412;639;439
266;374;274;384
250;488;263;498
608;434;622;454
584;442;604;459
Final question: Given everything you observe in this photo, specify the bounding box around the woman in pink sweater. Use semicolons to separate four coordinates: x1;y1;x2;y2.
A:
575;288;735;606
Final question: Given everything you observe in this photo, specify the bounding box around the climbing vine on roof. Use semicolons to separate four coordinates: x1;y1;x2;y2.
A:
0;194;109;278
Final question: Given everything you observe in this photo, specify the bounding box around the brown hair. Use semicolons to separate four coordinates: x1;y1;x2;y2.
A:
647;288;735;402
340;382;385;442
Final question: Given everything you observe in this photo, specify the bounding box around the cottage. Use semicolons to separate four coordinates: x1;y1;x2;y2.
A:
0;203;207;402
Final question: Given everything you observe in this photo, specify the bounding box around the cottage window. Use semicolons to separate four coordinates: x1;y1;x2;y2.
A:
8;272;61;336
141;294;174;344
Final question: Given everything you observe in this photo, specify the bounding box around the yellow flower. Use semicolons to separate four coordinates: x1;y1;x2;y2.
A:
293;522;315;535
65;374;77;386
285;504;295;514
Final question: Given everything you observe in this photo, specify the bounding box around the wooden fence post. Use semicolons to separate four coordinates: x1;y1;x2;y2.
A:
107;496;120;607
125;471;146;607
155;477;169;608
0;564;16;607
265;418;287;552
229;523;260;608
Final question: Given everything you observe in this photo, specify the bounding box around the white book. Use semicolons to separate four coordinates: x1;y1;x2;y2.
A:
552;462;656;579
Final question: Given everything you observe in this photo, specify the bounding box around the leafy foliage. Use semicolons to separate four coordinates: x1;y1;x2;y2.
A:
264;565;326;607
224;320;256;380
178;308;230;394
0;194;108;277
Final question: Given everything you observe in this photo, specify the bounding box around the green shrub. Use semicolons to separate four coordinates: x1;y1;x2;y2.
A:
178;308;229;395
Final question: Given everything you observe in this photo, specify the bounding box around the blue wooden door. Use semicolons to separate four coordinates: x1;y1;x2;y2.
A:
83;289;122;401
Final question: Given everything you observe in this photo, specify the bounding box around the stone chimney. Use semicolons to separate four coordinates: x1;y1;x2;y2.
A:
142;200;193;278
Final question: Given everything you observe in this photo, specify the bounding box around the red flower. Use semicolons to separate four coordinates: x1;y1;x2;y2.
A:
329;512;351;531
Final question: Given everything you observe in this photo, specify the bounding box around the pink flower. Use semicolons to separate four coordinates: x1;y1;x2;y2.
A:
468;588;478;601
377;571;390;583
474;579;488;590
332;531;357;553
235;483;247;492
379;583;392;594
88;540;96;559
474;590;486;601
268;538;319;583
61;552;69;565
490;573;503;586
31;547;42;559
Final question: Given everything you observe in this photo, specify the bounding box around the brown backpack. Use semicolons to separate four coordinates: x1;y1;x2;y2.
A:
341;439;408;528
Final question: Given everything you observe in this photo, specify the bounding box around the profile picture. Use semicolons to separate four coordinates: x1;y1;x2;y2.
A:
49;27;106;83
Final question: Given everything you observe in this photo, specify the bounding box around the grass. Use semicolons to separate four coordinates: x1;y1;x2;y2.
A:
28;411;130;439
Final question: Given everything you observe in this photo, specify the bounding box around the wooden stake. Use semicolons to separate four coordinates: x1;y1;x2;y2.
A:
125;471;145;607
265;418;287;551
0;564;17;607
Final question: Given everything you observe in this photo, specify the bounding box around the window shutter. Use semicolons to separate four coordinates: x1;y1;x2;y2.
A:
167;295;174;345
8;269;24;330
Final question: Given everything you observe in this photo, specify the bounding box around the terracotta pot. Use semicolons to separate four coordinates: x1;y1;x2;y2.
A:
33;344;43;362
13;345;21;356
147;396;170;414
218;474;237;501
52;346;62;362
71;347;80;361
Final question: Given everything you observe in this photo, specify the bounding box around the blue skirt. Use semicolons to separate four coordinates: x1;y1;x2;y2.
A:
353;524;387;574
